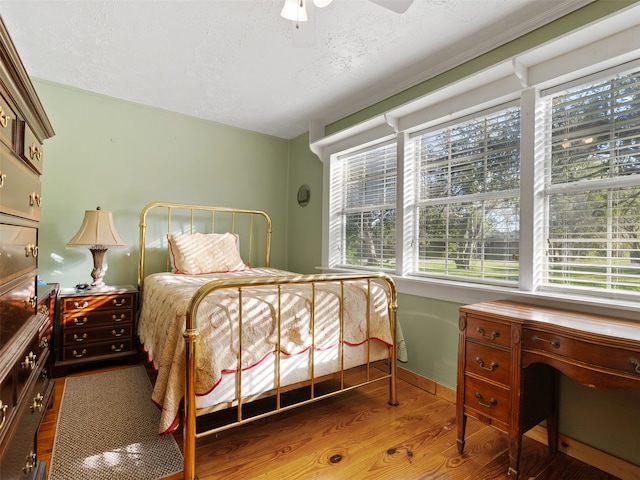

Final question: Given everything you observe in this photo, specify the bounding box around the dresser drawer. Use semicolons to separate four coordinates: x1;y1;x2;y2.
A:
0;224;37;284
0;148;41;221
61;339;134;362
463;374;510;425
465;315;512;349
14;329;42;407
21;123;43;174
523;329;640;379
0;275;37;351
62;323;133;346
0;368;14;443
61;308;134;330
61;292;136;313
465;340;511;386
0;91;16;152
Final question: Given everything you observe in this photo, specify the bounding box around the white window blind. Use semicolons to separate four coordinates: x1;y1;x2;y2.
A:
410;105;521;284
543;67;640;295
330;142;397;269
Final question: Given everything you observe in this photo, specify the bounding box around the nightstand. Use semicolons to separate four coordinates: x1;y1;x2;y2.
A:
53;285;138;377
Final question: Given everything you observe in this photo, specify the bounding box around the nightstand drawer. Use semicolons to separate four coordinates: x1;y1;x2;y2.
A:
62;324;133;346
61;292;136;313
61;339;134;362
61;309;133;330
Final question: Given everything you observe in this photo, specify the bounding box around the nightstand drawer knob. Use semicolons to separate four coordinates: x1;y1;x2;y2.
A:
112;329;125;337
73;349;87;358
112;314;125;322
74;333;88;342
73;301;89;309
111;344;125;352
112;298;127;307
74;317;88;326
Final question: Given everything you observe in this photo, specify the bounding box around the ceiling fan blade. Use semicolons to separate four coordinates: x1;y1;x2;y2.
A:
368;0;414;14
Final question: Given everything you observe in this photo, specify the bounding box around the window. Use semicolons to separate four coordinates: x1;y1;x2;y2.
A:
329;141;397;270
542;67;640;295
409;105;521;284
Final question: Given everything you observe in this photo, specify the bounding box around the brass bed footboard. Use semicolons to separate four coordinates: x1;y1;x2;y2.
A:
182;273;398;480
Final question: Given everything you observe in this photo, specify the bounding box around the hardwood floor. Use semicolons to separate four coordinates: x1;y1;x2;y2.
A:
38;362;621;480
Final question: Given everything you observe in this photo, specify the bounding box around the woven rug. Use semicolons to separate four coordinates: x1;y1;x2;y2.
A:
49;366;183;480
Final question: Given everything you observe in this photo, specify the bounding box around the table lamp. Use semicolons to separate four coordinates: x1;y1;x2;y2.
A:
67;206;126;289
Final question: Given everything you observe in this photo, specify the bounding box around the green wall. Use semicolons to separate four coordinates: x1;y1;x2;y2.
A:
35;81;290;289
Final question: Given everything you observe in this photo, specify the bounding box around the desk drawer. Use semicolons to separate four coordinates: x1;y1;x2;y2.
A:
465;340;511;386
463;375;510;425
523;329;640;379
465;315;511;349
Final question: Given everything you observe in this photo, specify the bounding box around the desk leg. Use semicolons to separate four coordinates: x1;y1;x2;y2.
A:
546;369;560;453
456;412;467;454
508;434;522;478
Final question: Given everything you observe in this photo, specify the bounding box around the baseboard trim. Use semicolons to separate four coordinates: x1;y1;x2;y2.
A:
396;366;640;479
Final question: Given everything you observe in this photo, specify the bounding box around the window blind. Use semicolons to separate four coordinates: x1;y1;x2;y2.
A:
543;67;640;295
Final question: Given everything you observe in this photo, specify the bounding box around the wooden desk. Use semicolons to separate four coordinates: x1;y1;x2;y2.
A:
456;300;640;478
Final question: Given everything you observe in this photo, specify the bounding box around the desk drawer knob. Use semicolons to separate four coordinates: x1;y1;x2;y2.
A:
475;357;498;371
476;327;499;341
629;358;640;374
474;392;497;408
531;335;560;349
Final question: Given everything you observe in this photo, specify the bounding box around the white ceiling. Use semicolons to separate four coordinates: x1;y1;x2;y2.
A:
0;0;592;139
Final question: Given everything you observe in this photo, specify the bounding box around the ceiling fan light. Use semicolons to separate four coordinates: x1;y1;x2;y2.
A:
281;0;308;22
313;0;334;7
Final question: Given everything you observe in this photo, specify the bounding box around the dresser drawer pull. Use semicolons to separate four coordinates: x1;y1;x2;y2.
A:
475;357;498;372
476;327;500;341
629;358;640;374
73;301;90;309
29;192;41;207
31;393;44;413
30;142;43;161
0;172;5;188
21;351;37;370
531;335;560;349
111;344;125;352
112;328;125;337
40;337;49;349
23;451;37;474
25;243;38;257
0;401;7;430
74;333;88;342
0;106;7;127
474;391;497;408
113;313;125;322
73;349;87;358
112;298;127;307
24;294;37;308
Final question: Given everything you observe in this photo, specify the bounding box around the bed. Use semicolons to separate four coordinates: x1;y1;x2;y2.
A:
137;202;400;480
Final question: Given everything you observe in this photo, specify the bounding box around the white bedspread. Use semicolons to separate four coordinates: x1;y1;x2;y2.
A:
138;268;394;434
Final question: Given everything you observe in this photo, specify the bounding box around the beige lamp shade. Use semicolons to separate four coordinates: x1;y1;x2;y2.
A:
67;207;126;248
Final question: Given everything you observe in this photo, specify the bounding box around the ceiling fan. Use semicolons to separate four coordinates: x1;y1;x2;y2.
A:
281;0;415;35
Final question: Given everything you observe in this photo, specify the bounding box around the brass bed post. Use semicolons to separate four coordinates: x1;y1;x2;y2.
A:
387;277;399;406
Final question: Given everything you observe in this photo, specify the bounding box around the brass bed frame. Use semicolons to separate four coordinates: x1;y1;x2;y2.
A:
138;202;398;480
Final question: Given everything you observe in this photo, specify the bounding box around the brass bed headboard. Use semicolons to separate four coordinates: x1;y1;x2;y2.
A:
138;202;272;289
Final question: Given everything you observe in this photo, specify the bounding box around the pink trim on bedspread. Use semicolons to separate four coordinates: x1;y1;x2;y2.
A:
137;268;393;435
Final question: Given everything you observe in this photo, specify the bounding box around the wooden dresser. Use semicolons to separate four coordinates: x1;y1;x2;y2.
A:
456;300;640;479
53;286;138;376
0;17;56;480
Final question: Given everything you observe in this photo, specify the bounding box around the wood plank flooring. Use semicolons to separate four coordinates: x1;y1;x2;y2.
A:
38;362;621;480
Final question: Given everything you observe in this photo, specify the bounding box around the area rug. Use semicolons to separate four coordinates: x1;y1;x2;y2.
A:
49;366;183;480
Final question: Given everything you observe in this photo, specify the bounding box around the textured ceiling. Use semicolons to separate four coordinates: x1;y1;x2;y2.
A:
0;0;592;139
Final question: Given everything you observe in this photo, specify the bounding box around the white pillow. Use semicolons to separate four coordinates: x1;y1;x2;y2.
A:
167;232;247;274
